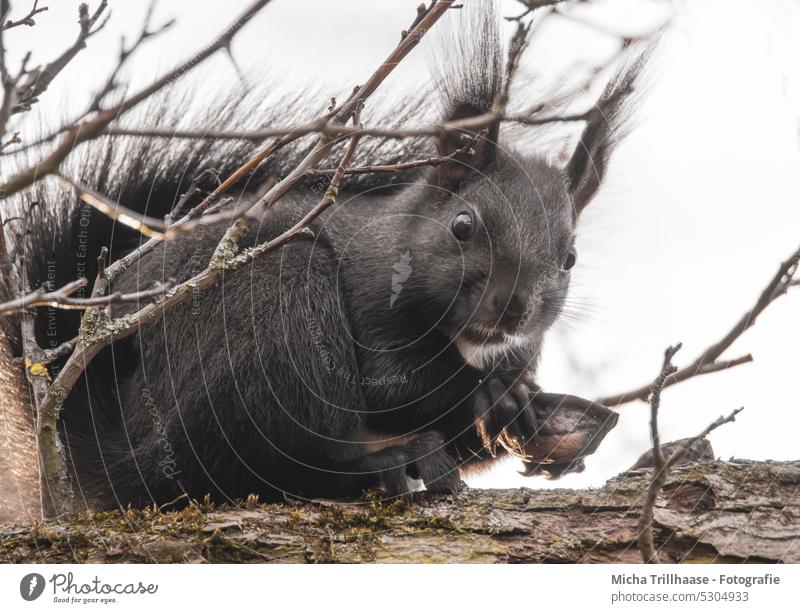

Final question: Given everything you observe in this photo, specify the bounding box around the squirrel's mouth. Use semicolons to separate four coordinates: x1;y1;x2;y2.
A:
450;324;529;369
458;322;513;345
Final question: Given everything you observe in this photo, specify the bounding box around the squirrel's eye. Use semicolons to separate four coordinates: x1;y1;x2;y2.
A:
452;212;474;241
563;247;577;271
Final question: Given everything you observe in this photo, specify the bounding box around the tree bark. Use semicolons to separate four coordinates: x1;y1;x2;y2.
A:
0;325;41;524
1;459;797;563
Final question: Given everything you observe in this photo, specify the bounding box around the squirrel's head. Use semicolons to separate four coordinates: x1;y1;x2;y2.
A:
386;0;639;368
405;149;578;367
401;91;621;368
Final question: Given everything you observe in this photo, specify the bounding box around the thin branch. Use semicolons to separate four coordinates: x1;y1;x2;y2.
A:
0;0;273;199
1;0;47;30
175;128;310;224
506;0;566;22
599;244;800;406
97;7;664;150
0;129;18;150
11;1;109;116
14;336;77;367
637;344;678;564
56;172;170;239
305;136;478;177
0;0;14;139
494;18;531;113
100;107;602;144
84;169;236;291
0;278;86;314
245;0;457;219
0;2;173;156
647;344;681;472
87;0;175;115
162;0;457;238
234;107;364;261
0;275;173;316
637;372;742;566
0;210;19;305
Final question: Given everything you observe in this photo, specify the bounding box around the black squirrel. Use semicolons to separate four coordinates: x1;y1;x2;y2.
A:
22;3;639;507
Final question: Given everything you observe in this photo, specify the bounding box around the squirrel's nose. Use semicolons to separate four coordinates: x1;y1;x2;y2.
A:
490;290;528;331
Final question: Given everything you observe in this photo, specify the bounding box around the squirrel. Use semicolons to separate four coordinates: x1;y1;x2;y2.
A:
21;3;640;508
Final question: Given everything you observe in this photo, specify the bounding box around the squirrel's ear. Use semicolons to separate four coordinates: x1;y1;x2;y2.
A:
565;106;614;215
566;49;649;215
433;103;499;194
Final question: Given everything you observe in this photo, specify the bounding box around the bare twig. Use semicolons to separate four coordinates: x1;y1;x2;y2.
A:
506;0;566;22
636;344;677;564
82;168;239;291
495;18;531;113
0;0;273;199
599;244;800;406
647;344;681;469
11;1;109;117
3;2;173;157
0;129;19;150
175;128;310;224
163;0;457;238
238;107;364;260
0;275;172;316
0;210;19;304
306;135;478;177
638;383;742;564
246;0;457;219
14;337;77;367
0;2;173;156
100;106;606;144
636;343;743;563
1;0;47;30
56;173;170;239
0;0;15;139
89;1;175;114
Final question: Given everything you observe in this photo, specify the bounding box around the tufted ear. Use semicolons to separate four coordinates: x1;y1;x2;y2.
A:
565;102;618;215
566;51;648;215
429;0;502;195
433;103;498;194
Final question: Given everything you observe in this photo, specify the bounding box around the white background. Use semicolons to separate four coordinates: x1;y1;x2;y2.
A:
3;0;799;491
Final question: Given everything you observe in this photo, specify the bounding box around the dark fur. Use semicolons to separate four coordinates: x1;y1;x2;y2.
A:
22;4;638;507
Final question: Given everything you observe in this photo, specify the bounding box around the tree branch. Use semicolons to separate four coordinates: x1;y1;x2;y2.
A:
637;344;744;564
0;0;273;199
10;1;109;118
506;0;567;22
3;459;796;563
598;244;800;406
0;1;174;156
1;0;47;31
0;275;173;316
160;0;458;239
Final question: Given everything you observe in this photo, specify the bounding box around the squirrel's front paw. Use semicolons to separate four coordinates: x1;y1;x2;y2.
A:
471;373;538;457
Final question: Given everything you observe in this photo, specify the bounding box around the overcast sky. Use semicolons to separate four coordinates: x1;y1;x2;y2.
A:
5;0;799;491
